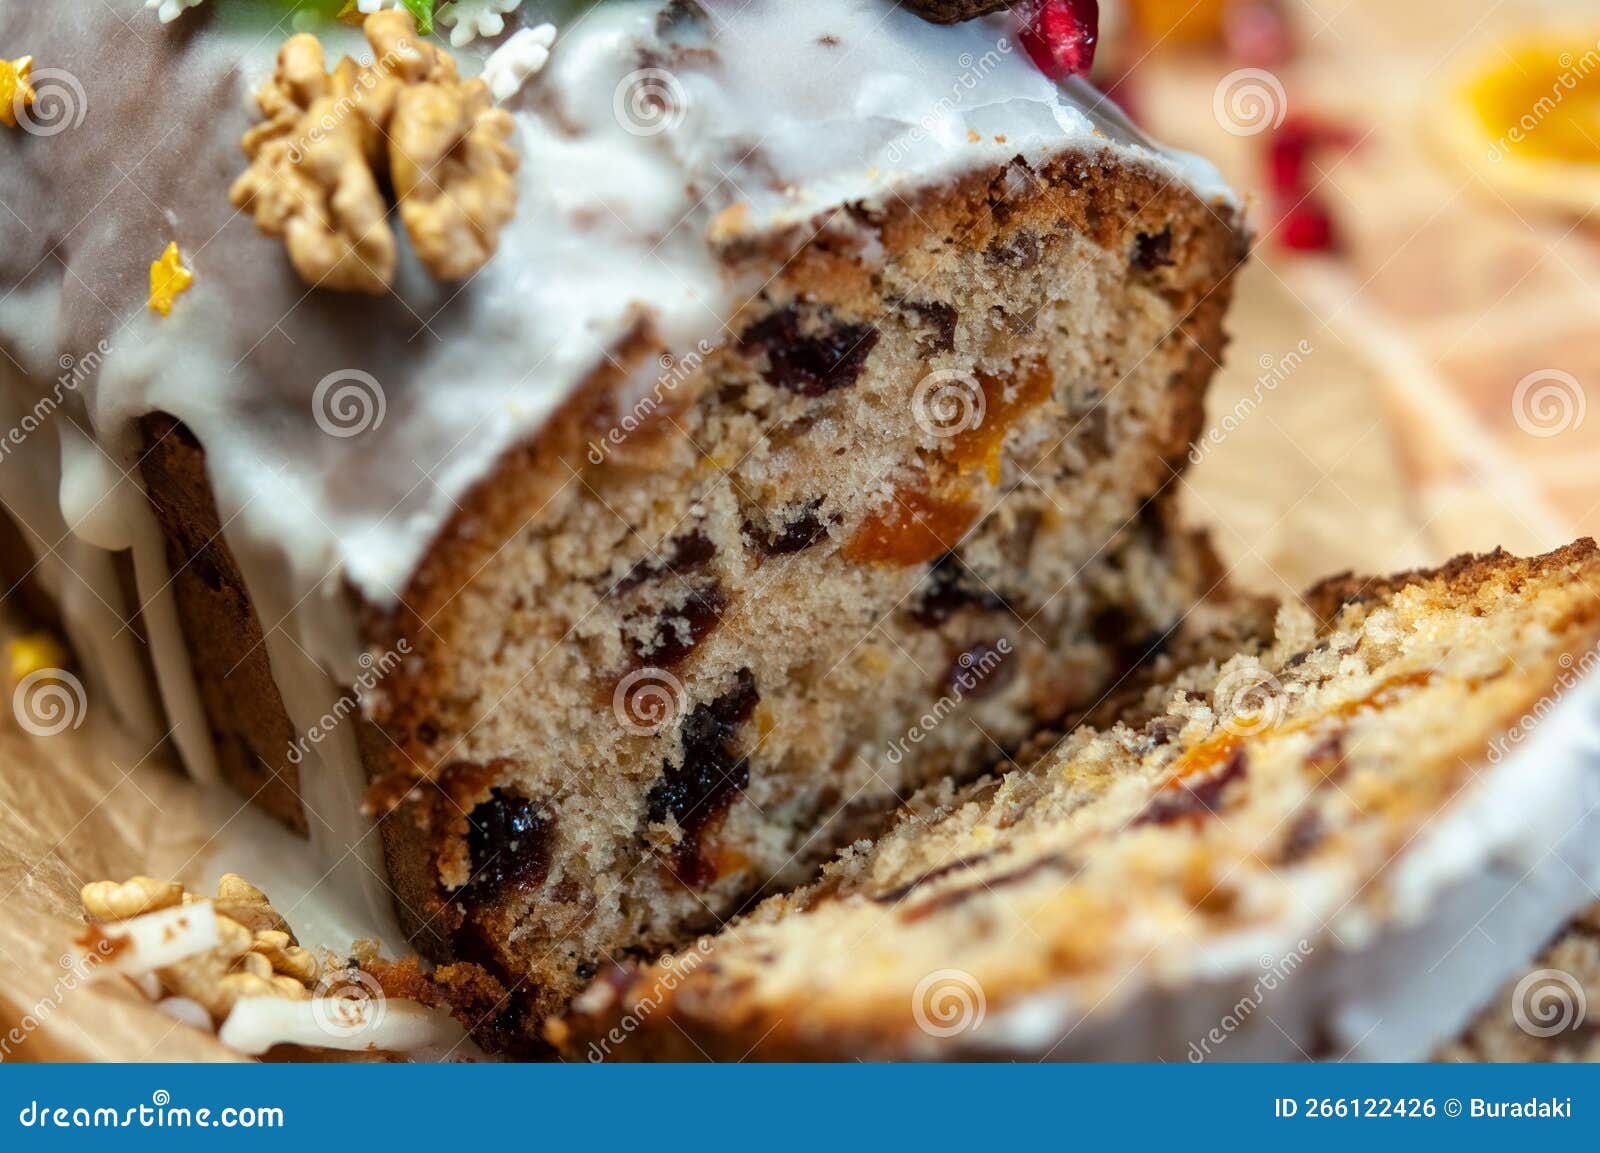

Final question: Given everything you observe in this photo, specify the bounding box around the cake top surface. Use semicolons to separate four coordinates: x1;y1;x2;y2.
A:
0;0;1232;633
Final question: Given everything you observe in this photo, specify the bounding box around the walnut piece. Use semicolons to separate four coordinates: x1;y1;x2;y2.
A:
81;876;183;922
80;873;321;1023
230;10;519;292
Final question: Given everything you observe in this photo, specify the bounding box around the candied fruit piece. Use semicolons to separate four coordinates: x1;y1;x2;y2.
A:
842;488;980;567
1019;0;1099;81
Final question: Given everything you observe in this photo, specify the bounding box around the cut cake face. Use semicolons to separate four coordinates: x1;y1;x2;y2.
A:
552;542;1600;1060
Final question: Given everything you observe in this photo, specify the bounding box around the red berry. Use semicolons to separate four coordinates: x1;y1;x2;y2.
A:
1020;0;1100;81
1277;198;1337;253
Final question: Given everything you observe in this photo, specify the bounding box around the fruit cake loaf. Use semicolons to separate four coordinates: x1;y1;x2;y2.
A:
0;0;1241;1023
552;541;1600;1060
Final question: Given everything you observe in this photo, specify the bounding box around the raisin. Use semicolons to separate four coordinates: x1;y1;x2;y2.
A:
746;499;830;556
645;669;760;885
611;531;715;595
627;584;726;667
1133;227;1174;271
910;552;1005;625
1133;745;1248;826
900;299;958;354
739;305;879;396
1305;732;1346;782
465;789;554;898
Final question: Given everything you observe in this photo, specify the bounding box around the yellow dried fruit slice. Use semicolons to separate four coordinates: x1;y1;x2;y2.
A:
1431;32;1600;215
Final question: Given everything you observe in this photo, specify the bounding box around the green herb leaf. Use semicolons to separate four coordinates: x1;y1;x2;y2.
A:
400;0;436;35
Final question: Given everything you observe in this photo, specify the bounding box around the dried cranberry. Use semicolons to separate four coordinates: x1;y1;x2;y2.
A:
1019;0;1099;81
739;306;879;397
465;789;554;898
645;670;759;885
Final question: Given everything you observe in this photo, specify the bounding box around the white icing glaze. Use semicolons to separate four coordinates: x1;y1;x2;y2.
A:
0;0;1232;957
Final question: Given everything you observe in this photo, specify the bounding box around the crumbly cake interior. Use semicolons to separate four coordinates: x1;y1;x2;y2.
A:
362;160;1239;1025
551;542;1600;1059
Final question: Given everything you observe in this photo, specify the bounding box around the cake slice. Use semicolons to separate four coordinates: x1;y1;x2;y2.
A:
551;541;1600;1060
0;0;1241;1030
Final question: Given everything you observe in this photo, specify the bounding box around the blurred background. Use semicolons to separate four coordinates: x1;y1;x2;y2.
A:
1095;0;1600;596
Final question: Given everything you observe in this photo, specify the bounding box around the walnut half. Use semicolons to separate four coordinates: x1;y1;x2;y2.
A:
230;11;519;292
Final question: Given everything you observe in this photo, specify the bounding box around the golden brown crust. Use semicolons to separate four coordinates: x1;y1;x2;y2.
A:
138;414;309;831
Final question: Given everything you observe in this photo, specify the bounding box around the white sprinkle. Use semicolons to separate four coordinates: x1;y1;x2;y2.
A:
438;0;526;48
144;0;206;24
481;23;556;103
